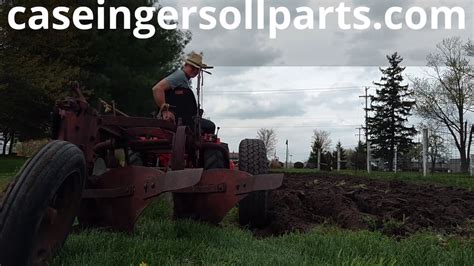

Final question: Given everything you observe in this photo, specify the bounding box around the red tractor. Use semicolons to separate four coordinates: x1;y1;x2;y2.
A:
0;83;283;265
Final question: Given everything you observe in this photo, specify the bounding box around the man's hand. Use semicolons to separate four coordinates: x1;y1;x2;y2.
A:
161;110;175;122
158;103;175;122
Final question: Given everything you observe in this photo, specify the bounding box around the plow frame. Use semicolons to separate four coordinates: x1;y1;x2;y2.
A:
51;90;283;232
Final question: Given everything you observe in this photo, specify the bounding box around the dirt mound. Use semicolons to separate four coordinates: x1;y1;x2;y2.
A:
259;173;474;237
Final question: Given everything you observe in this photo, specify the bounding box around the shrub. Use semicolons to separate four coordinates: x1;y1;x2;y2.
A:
15;139;50;157
294;162;304;169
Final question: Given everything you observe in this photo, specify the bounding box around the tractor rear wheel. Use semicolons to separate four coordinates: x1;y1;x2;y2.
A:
238;139;270;228
0;140;86;266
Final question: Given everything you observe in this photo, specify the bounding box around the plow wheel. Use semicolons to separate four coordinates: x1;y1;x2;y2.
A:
0;141;86;266
238;139;271;228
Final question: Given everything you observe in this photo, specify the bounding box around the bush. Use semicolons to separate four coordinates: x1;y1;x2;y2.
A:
294;162;304;169
15;139;50;157
270;159;283;169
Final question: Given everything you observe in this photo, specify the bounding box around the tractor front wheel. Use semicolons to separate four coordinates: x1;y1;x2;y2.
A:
0;140;86;265
238;139;270;228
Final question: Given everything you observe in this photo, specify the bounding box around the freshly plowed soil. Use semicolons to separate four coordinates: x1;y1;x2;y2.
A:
260;173;474;238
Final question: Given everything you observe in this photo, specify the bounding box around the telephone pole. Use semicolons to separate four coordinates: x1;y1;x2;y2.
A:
337;146;341;171
422;129;428;177
356;126;363;144
359;87;372;173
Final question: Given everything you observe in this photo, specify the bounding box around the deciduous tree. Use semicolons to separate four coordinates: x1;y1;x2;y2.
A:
413;37;473;172
257;128;277;158
308;129;331;164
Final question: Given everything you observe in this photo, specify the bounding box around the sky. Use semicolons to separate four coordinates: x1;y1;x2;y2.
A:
157;0;473;162
195;67;429;162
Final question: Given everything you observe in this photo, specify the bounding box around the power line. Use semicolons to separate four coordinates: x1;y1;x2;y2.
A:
205;86;375;95
218;125;359;129
210;115;362;120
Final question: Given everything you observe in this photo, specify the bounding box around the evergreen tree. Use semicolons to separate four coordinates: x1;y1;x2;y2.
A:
321;151;334;171
332;141;347;169
308;129;331;164
367;53;417;171
349;141;366;170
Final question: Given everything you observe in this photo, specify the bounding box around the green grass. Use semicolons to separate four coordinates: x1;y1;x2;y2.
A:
0;156;27;189
274;168;474;190
51;197;474;266
1;157;473;265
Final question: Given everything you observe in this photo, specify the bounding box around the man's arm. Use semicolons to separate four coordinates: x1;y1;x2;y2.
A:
152;79;175;121
152;79;170;108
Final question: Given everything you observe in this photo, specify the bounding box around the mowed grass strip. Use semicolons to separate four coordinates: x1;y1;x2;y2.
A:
275;168;474;190
52;198;474;265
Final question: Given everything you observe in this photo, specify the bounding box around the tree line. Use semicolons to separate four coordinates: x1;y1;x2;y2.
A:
0;0;190;153
306;37;473;173
258;37;473;173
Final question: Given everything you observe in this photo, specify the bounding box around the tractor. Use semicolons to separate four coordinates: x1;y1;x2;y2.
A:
0;74;283;265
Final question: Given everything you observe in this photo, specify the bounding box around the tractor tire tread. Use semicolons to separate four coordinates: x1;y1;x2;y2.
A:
0;140;86;265
238;139;270;228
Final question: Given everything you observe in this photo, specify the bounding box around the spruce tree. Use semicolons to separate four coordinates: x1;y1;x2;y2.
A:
367;53;417;171
350;141;367;170
332;141;347;169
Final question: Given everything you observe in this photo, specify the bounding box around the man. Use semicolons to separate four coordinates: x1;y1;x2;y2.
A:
152;52;215;134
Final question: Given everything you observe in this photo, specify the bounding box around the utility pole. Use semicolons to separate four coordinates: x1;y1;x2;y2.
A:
359;87;372;173
285;139;289;168
356;126;363;144
367;141;371;173
317;149;321;171
337;146;341;171
422;129;428;176
394;146;398;173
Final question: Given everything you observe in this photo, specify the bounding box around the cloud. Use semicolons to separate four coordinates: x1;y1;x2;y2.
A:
196;65;426;161
206;94;307;119
199;66;385;161
157;0;473;66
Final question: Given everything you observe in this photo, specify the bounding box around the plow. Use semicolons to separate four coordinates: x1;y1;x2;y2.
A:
0;85;283;265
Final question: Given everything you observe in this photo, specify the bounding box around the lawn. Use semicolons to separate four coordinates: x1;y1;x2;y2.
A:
1;157;473;265
0;156;27;189
51;199;474;266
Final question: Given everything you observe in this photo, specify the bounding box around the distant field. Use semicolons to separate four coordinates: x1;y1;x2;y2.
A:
273;168;474;190
0;157;473;265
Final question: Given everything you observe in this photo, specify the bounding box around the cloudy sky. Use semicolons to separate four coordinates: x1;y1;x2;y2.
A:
158;0;472;162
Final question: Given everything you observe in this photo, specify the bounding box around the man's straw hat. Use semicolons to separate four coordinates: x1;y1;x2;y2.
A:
185;52;213;69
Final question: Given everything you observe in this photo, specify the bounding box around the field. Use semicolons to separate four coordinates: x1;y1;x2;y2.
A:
263;172;474;238
1;157;473;265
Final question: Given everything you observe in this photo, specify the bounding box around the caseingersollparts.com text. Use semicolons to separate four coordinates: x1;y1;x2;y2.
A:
7;0;467;39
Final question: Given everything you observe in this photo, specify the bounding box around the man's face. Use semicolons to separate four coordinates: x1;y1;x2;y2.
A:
190;65;200;78
185;64;200;78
